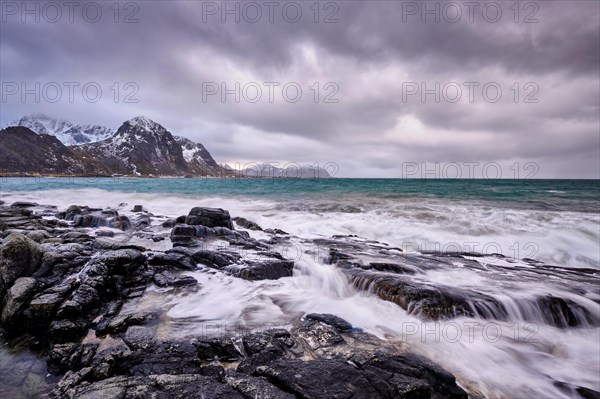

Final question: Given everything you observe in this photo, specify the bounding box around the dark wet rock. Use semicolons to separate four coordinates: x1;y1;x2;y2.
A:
149;251;197;270
577;386;600;399
233;217;263;231
96;311;157;336
132;205;144;212
171;224;197;237
255;355;468;399
98;340;203;377
60;231;94;243
92;239;146;252
92;249;147;276
228;259;294;281
243;331;287;357
25;230;53;243
342;268;482;320
0;233;42;300
263;228;288;235
63;205;83;220
194;338;241;361
366;262;417;275
49;319;88;343
237;329;294;373
28;290;72;327
1;277;37;326
255;251;286;260
186;207;234;229
131;214;151;229
11;201;39;208
100;209;119;218
175;215;187;224
228;373;295;399
297;317;345;351
305;313;353;332
0;205;46;231
363;353;468;398
109;215;132;231
214;226;249;240
229;238;269;250
153;271;198;288
536;295;599;328
161;218;176;228
53;373;244;399
73;214;108;228
191;249;242;268
170;224;249;247
200;362;226;381
122;325;155;350
95;230;115;238
47;342;98;375
54;249;147;324
170;224;207;246
36;243;92;281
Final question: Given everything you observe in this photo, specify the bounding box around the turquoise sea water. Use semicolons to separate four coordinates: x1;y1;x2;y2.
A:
1;178;599;212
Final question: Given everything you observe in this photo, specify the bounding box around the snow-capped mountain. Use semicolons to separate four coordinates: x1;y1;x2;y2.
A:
6;114;114;146
75;116;217;176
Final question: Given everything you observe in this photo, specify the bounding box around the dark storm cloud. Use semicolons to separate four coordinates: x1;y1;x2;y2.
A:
0;0;598;177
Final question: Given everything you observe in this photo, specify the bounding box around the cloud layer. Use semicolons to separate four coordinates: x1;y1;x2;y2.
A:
1;0;599;177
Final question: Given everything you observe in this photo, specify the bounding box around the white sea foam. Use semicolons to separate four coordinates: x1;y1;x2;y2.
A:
3;188;596;268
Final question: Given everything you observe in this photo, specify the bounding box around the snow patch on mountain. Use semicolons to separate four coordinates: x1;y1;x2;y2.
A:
6;114;114;146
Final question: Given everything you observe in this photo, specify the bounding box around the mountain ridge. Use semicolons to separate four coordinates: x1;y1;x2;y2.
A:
1;114;331;178
6;114;114;146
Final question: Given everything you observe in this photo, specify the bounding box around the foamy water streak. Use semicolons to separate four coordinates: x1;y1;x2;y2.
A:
2;187;598;268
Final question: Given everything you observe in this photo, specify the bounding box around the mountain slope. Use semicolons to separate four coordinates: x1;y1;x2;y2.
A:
0;126;110;175
7;114;114;146
174;135;224;175
74;116;191;176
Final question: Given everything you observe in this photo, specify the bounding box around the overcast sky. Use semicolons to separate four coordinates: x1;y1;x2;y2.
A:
1;1;599;177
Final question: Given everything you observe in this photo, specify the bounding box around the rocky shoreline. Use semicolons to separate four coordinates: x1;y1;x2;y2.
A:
0;200;470;398
1;200;598;398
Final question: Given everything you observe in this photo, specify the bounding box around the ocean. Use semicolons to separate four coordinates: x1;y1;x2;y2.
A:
1;177;599;398
2;177;599;268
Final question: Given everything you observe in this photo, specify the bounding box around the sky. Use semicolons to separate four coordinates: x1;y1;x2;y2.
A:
1;0;599;178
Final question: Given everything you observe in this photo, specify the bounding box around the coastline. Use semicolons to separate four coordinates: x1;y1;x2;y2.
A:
0;192;598;398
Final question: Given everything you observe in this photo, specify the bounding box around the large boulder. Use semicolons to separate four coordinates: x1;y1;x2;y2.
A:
0;277;37;326
185;207;234;229
0;233;42;300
